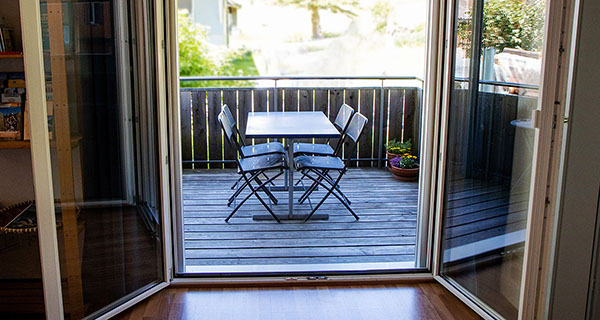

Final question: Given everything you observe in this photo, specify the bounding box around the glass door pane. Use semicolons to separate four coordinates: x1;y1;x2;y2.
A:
439;0;545;318
39;0;164;318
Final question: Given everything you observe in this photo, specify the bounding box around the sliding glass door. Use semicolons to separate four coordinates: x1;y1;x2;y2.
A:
35;0;167;318
437;0;546;318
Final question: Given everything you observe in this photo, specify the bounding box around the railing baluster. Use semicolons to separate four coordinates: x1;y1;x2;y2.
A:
377;81;385;168
180;90;192;169
178;76;425;168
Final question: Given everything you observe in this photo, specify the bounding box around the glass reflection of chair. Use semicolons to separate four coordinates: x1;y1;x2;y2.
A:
221;105;286;206
294;112;368;222
218;110;286;223
293;103;355;157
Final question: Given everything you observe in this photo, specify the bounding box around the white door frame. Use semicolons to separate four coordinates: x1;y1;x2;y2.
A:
22;0;173;319
431;0;576;319
20;1;64;318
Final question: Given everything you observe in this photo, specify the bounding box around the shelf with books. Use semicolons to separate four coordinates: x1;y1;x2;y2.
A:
0;53;23;59
0;140;29;149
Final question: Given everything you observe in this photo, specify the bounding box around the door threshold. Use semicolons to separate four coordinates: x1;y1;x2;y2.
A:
184;261;416;274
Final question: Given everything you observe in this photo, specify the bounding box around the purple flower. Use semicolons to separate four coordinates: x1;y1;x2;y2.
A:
390;156;402;168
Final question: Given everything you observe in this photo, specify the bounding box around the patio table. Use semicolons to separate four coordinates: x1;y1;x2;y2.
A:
245;111;340;220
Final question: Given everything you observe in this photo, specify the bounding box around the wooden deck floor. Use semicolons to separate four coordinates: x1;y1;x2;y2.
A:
182;168;419;271
182;168;528;271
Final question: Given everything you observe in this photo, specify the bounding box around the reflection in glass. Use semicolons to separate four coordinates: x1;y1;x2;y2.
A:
40;0;163;318
440;0;545;319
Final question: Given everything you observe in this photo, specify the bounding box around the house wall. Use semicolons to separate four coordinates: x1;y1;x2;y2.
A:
547;0;600;317
191;0;227;45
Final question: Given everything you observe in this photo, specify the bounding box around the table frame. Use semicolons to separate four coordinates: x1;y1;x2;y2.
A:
245;112;340;220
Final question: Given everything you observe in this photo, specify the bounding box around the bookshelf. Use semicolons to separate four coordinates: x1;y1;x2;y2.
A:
0;140;29;149
0;53;23;59
0;1;33;206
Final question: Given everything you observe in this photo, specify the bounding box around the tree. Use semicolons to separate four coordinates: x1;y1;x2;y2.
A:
457;0;545;53
276;0;359;39
178;10;258;87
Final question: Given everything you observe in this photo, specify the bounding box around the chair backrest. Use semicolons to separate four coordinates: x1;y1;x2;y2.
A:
341;112;368;168
218;110;241;152
330;104;355;156
222;104;247;147
345;112;368;144
333;103;354;132
222;104;236;126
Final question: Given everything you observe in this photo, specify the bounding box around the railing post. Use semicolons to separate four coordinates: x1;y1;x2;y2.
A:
273;79;278;112
377;79;386;168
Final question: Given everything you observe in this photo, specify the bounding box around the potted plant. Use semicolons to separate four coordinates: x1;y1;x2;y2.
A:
385;139;412;160
386;139;419;181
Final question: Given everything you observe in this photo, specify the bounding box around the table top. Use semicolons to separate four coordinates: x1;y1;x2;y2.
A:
245;112;341;139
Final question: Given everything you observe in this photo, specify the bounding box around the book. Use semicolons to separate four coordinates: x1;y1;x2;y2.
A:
8;79;25;88
1;87;25;103
0;27;15;52
0;106;22;140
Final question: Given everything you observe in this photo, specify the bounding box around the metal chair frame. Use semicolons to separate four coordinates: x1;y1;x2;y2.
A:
294;112;368;222
218;110;286;223
221;105;285;194
293;103;355;157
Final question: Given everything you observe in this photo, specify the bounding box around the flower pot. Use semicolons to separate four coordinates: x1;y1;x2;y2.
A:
388;165;419;182
386;151;402;166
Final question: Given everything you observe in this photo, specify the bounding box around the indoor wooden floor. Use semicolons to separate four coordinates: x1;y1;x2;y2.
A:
114;282;481;320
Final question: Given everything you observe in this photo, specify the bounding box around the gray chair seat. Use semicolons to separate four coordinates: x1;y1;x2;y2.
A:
293;142;335;156
239;154;287;173
241;142;285;157
294;155;344;171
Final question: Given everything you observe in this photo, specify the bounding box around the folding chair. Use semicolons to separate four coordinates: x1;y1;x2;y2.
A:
293;103;354;156
218;111;286;223
222;105;285;158
294;112;369;222
222;105;286;194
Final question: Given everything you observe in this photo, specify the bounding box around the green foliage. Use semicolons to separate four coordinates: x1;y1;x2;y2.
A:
386;138;413;155
178;10;258;88
371;0;391;33
457;0;545;52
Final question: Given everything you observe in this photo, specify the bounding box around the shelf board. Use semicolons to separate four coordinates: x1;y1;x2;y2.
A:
0;140;30;149
0;53;24;59
0;135;83;149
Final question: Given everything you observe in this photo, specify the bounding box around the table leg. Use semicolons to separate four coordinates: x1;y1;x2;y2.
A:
288;138;294;218
252;137;328;221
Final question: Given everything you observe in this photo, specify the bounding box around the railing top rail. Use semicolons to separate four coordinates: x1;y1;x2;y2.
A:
454;77;540;90
180;86;423;91
180;75;424;82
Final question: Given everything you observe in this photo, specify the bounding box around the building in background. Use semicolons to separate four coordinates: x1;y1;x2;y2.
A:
179;0;241;46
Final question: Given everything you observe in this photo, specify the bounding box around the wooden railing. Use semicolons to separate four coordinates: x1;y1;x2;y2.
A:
448;89;539;181
179;76;424;169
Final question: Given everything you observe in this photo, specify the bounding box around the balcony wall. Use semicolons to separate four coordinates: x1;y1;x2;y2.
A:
179;85;423;169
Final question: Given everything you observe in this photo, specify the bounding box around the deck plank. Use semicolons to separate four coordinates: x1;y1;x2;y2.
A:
183;168;526;270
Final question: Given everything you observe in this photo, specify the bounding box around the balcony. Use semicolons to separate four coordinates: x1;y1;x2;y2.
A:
178;76;535;272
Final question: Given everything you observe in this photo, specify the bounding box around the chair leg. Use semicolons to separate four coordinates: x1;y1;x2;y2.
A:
230;175;243;190
227;171;260;206
229;171;279;207
225;171;282;223
302;169;359;222
243;173;281;223
299;169;351;206
253;176;278;205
